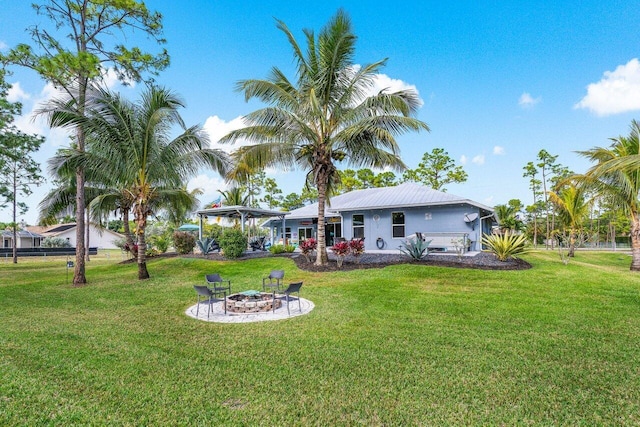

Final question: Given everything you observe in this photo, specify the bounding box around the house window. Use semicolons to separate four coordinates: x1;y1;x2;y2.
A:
392;212;405;238
298;227;313;241
276;227;291;242
352;214;364;239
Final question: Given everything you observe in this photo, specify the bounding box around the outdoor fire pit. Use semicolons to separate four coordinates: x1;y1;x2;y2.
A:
225;290;282;314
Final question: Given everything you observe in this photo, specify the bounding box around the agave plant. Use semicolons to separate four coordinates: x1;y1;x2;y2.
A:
481;231;530;261
399;237;431;260
196;237;219;255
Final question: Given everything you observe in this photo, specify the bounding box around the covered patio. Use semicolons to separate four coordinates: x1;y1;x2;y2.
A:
195;205;289;244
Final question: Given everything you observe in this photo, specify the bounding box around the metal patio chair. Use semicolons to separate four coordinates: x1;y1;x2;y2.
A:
262;270;284;292
280;281;303;315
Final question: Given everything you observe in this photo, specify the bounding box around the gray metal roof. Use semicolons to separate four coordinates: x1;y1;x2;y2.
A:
281;202;340;220
196;205;289;219
264;182;493;225
328;182;494;212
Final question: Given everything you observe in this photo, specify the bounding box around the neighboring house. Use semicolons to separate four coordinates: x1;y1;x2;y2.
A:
1;229;44;249
263;182;496;252
26;223;124;250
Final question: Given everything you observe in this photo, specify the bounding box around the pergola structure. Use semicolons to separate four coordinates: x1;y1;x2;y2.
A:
195;205;289;242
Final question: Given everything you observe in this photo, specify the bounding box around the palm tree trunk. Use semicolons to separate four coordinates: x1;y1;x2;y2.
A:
568;230;576;257
85;208;90;262
136;207;150;280
630;214;640;271
122;209;135;249
315;176;329;265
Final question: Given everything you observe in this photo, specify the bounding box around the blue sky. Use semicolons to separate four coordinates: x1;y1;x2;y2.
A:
2;1;640;224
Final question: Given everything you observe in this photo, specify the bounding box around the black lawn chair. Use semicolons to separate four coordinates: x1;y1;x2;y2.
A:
263;270;284;292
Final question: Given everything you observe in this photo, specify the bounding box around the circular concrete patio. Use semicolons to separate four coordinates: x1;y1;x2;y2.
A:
186;296;314;323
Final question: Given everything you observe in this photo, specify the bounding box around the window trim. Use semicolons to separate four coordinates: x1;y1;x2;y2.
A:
391;211;405;239
352;214;365;239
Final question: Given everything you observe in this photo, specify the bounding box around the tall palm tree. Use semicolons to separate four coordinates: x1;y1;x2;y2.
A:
47;85;229;279
548;182;590;257
577;120;640;270
221;10;429;264
494;204;524;233
218;187;250;206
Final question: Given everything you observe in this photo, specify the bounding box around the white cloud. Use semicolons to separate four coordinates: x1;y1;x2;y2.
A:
575;58;640;116
472;155;485;165
370;72;424;106
493;146;505;155
100;67;136;89
187;174;228;204
518;92;541;108
7;82;31;103
202;115;248;153
0;41;7;50
9;82;73;146
484;196;494;205
460;155;468;165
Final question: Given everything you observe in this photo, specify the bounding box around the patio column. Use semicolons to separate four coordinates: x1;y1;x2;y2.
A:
282;215;287;245
198;215;203;241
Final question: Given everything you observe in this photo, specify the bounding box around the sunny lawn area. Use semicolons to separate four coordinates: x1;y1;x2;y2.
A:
1;250;639;425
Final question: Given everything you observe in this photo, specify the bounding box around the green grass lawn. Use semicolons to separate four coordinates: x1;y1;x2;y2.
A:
1;251;639;425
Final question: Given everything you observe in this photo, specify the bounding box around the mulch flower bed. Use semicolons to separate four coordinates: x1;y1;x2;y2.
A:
123;250;531;271
293;251;531;272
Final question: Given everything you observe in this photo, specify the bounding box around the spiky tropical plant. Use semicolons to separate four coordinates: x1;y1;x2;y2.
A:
399;237;431;260
221;10;429;265
45;85;229;279
196;237;218;255
577;120;640;271
482;231;529;261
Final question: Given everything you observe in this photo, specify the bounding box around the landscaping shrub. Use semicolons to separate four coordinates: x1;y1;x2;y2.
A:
482;231;529;261
284;244;296;253
330;240;350;268
299;238;317;262
173;231;196;255
349;238;365;262
205;223;224;241
41;236;72;248
218;228;247;259
399;237;431;260
149;234;170;253
269;244;285;254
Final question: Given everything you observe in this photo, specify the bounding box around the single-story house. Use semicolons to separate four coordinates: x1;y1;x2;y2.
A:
26;223;125;250
2;229;44;249
263;182;496;252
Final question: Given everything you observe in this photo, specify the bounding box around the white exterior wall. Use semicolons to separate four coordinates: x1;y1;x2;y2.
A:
54;226;123;249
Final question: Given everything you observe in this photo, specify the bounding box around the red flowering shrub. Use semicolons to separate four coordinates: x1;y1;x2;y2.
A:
349;238;365;256
299;238;317;262
330;241;350;257
330;241;350;267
